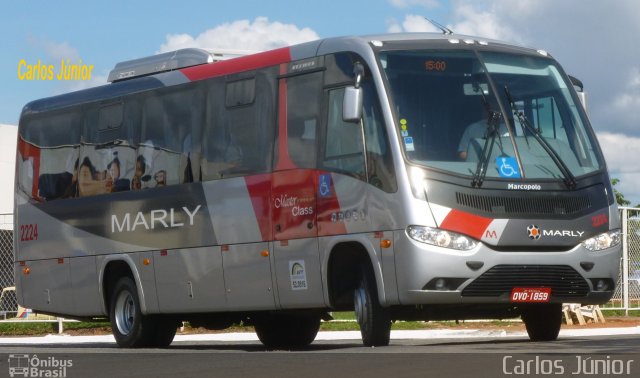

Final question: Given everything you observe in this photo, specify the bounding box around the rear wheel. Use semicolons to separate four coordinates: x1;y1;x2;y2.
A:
521;303;562;342
254;313;320;350
354;265;391;347
153;316;179;348
110;277;177;348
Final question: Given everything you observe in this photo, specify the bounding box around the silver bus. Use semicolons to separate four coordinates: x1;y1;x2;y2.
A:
14;33;621;348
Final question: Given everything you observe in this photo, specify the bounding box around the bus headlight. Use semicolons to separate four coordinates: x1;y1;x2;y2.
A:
581;229;621;251
407;225;477;251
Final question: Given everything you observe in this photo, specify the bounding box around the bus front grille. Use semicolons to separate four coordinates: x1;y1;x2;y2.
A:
455;192;591;216
461;265;590;298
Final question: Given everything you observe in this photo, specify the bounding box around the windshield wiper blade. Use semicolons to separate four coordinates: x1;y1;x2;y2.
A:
470;89;504;188
471;110;501;188
503;85;577;189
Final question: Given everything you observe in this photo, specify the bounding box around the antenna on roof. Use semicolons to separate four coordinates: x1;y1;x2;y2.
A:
425;18;453;35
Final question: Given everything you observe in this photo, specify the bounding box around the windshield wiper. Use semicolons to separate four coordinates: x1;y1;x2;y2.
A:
471;90;503;188
503;85;577;189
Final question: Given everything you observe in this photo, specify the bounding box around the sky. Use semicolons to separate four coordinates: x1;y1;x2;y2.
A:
1;0;639;204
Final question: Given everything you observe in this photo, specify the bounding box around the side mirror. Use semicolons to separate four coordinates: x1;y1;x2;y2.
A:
342;86;363;122
569;75;588;112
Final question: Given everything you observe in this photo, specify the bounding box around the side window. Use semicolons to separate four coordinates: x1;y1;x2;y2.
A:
98;102;123;131
532;96;568;143
136;86;202;190
202;69;276;180
78;98;140;197
19;111;82;201
362;81;397;192
322;88;365;179
286;72;323;168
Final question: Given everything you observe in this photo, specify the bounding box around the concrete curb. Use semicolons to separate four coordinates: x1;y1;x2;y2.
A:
0;326;639;345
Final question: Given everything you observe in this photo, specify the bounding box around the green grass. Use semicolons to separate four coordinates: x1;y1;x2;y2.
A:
598;309;640;316
0;321;110;336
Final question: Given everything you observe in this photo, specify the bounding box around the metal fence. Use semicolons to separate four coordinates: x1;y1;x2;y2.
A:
0;213;16;318
602;207;640;313
0;209;638;319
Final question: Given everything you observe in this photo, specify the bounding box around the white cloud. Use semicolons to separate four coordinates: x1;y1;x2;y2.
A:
448;3;517;41
387;5;515;40
25;37;107;94
158;17;320;53
597;132;640;174
389;0;440;8
27;36;81;63
596;132;640;205
607;68;640;114
387;14;440;33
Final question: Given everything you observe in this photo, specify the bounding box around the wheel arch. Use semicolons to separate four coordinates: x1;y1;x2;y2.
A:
324;236;386;310
98;255;149;316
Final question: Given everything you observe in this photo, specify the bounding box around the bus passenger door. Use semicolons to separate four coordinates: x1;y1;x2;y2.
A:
271;69;325;308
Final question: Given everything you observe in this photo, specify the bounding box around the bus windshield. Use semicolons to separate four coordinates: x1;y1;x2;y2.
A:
379;50;603;182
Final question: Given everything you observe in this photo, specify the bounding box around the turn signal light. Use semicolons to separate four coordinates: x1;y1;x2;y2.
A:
143;258;151;266
380;239;392;249
23;267;30;275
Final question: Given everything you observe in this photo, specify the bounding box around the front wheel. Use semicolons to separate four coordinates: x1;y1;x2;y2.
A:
354;265;391;347
521;303;562;342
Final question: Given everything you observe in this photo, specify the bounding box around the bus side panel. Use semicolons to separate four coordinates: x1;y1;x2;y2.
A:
20;258;72;315
70;256;102;316
153;247;226;313
272;238;325;308
222;242;276;311
317;173;402;306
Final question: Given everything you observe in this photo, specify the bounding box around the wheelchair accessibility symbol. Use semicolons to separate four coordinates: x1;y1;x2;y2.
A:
319;174;332;197
496;156;521;178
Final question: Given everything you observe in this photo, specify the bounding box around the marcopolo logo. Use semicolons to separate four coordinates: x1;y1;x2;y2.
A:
7;354;73;377
527;225;541;240
526;225;585;240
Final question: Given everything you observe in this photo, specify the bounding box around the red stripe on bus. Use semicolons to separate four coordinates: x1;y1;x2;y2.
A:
244;174;273;241
439;209;493;240
180;47;291;82
274;63;297;171
17;138;41;200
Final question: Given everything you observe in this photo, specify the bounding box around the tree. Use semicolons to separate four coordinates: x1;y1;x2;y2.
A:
611;178;631;207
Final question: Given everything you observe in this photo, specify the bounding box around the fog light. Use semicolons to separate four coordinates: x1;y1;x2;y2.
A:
435;278;447;290
596;280;607;291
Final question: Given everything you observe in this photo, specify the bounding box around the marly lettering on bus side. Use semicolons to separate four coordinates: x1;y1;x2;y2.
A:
111;205;201;233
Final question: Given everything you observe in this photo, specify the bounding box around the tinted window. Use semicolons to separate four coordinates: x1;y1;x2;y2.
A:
225;78;256;107
202;68;276;180
362;81;397;192
323;88;365;179
286;71;323;168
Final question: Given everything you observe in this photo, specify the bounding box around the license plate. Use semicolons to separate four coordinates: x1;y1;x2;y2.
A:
510;287;551;303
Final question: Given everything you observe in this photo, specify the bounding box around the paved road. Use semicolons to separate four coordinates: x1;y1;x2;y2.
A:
1;332;638;378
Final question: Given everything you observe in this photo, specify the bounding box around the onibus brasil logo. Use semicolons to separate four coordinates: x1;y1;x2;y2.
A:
7;354;73;377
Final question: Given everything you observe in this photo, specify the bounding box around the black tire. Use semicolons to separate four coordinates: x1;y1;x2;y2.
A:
109;277;157;348
153;316;179;348
254;314;320;349
354;265;391;347
521;303;562;342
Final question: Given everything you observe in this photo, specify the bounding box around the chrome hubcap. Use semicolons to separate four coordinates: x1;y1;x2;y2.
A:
115;290;135;336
